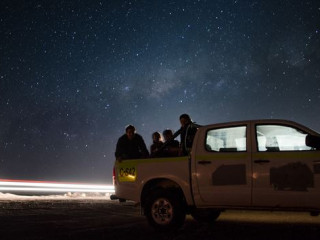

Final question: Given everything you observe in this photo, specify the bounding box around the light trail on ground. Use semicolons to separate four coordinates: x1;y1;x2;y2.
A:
0;179;115;193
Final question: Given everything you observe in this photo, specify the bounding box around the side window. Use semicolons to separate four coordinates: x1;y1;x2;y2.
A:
256;125;312;152
206;126;247;152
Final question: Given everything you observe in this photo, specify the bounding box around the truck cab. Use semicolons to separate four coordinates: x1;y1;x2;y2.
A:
192;120;320;209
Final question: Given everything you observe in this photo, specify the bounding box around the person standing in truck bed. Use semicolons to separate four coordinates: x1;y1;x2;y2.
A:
173;114;199;156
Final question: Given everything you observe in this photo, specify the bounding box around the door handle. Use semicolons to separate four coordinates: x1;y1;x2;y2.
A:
313;160;320;164
198;160;211;165
254;159;270;164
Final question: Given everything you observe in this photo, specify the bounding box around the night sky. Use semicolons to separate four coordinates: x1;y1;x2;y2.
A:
0;0;319;184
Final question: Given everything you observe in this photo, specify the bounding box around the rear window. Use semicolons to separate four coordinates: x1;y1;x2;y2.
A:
206;126;247;152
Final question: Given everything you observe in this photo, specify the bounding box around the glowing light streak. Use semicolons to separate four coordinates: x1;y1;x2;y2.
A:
0;179;115;193
0;187;113;193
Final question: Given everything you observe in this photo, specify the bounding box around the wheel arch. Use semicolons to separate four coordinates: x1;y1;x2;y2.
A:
140;178;187;209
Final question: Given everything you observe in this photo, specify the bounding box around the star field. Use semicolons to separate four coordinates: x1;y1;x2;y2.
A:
0;0;319;183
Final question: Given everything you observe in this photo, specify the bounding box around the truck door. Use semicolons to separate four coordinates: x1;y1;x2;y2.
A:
194;124;252;206
252;123;320;208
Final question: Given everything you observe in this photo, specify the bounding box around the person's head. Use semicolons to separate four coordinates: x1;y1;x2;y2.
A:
179;113;191;128
152;132;161;143
125;125;136;140
162;129;173;141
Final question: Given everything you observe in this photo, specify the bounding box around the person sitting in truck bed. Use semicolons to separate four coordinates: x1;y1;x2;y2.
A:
161;129;180;157
115;125;149;161
150;132;164;157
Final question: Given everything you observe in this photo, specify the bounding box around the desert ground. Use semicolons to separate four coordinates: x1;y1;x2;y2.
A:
0;193;319;240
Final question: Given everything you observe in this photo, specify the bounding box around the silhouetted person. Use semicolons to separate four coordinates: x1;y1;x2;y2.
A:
162;129;180;157
115;125;149;161
150;132;164;157
172;114;199;155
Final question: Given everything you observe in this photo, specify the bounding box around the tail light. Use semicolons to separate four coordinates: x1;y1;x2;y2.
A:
113;167;117;186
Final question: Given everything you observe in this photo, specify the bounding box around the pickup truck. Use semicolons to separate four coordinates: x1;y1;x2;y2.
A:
112;119;320;230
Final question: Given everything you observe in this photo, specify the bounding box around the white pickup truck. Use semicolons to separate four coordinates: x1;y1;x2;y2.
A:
112;119;320;230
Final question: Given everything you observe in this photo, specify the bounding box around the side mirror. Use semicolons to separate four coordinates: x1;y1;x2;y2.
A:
306;134;320;149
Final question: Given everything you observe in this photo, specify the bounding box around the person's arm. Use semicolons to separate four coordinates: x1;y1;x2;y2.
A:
115;137;125;161
171;128;182;139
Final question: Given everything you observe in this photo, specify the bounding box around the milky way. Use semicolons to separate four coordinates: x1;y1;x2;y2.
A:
0;0;319;183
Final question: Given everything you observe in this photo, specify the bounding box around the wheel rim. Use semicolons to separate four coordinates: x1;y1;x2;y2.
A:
151;198;173;225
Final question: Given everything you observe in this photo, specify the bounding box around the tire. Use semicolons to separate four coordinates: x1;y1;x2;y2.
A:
145;189;186;230
191;209;221;223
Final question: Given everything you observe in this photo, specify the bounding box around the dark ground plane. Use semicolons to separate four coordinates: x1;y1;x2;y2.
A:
0;198;319;240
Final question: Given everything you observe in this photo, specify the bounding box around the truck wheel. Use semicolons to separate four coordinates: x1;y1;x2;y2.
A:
191;209;221;223
145;189;186;230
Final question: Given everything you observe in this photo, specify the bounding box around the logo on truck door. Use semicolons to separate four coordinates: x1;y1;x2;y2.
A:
118;163;137;182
